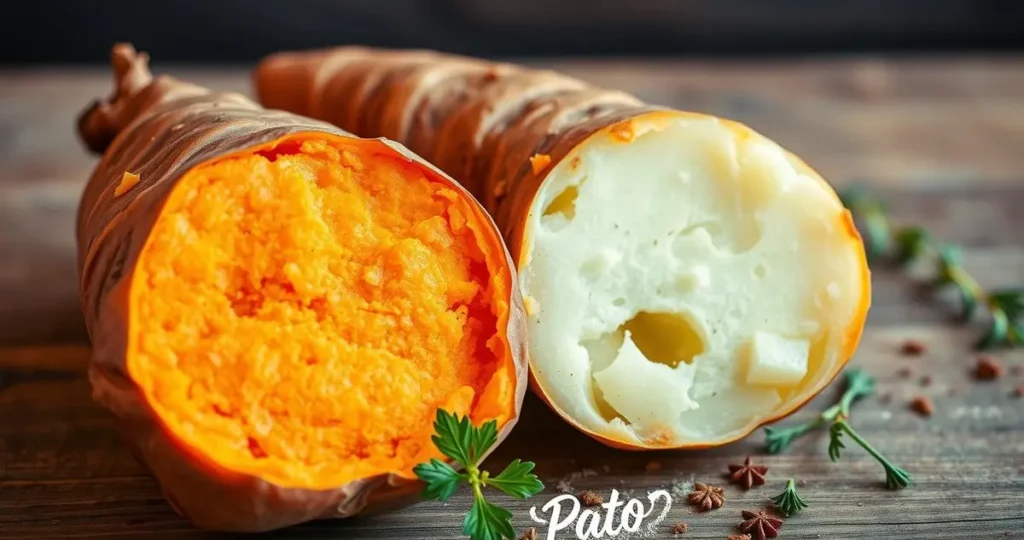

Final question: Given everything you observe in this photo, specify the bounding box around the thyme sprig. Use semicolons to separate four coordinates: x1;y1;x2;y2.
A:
840;186;1024;349
414;410;544;540
765;369;910;490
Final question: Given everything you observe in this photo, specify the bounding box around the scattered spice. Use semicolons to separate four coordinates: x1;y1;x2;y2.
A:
1013;385;1024;398
671;521;688;535
975;355;1003;380
909;396;934;417
728;457;768;489
897;367;912;378
920;375;932;387
519;527;537;540
900;339;926;356
727;536;752;540
879;393;893;404
645;460;663;473
687;483;726;511
578;490;604;507
738;510;783;540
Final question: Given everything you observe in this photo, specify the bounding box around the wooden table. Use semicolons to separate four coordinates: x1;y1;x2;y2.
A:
1;57;1023;539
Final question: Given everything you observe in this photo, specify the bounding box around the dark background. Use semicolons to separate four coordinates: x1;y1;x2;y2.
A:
4;0;1024;64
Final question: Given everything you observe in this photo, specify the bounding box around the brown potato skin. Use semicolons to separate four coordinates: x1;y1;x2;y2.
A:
77;44;528;532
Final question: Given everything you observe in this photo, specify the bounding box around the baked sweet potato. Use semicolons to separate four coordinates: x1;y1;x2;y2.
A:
255;48;871;451
76;44;527;532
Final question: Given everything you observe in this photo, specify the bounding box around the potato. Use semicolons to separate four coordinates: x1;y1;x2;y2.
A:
255;47;870;450
77;44;528;532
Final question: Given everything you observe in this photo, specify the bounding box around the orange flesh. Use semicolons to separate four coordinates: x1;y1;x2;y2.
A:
129;136;510;488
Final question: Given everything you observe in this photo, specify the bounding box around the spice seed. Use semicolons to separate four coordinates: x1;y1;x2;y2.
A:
897;367;912;378
519;527;538;540
1013;385;1024;398
974;356;1003;381
671;521;688;534
909;396;934;417
901;339;926;356
1010;365;1023;376
920;375;933;387
578;491;604;507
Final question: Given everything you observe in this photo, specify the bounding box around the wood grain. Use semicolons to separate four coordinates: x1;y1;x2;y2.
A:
1;327;1023;539
1;58;1023;538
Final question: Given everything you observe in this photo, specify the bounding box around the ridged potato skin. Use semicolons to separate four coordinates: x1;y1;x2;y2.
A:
254;48;870;450
77;44;528;532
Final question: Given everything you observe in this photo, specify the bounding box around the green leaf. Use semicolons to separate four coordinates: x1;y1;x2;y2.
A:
844;369;875;396
883;463;912;491
938;244;963;268
764;426;797;455
894;226;929;264
976;310;1009;350
827;422;846;462
487;459;544;499
432;409;474;467
414;458;464;502
959;286;978;321
991;289;1024;321
838;186;867;209
469;420;499;465
771;479;809;517
464;496;516;540
1010;323;1024;346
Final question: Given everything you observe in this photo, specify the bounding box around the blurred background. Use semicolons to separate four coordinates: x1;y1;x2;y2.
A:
3;0;1024;63
2;0;1024;346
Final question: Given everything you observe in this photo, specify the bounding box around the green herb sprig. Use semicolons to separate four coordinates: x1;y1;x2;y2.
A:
770;479;808;517
764;369;910;490
414;410;544;540
840;186;1024;349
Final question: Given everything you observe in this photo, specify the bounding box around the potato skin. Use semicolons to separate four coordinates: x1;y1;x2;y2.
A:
78;44;528;532
254;48;871;451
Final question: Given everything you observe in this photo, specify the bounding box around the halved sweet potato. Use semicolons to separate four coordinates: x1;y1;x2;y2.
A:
255;48;871;451
77;44;527;532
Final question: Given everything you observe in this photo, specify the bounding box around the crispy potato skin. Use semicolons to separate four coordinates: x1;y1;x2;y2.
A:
77;44;528;532
254;48;870;451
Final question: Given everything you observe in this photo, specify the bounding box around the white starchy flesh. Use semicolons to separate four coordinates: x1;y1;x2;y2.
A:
744;331;811;386
521;113;864;446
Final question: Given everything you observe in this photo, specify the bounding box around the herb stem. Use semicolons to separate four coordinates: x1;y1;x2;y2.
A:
834;420;911;490
842;186;1023;349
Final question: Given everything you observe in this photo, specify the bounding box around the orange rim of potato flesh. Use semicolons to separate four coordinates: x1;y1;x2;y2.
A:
127;133;517;487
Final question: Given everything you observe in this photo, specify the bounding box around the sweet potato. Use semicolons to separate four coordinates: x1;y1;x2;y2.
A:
254;48;871;451
76;44;527;532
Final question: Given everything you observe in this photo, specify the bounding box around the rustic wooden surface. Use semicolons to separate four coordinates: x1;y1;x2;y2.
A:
1;57;1023;538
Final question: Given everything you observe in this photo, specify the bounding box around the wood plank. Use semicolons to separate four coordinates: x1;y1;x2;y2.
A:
1;326;1022;538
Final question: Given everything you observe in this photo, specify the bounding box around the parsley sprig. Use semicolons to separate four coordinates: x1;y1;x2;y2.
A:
840;186;1024;348
764;369;911;490
414;410;544;540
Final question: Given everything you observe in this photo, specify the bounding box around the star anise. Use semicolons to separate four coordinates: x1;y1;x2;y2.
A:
687;482;725;511
738;510;783;540
728;457;768;489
